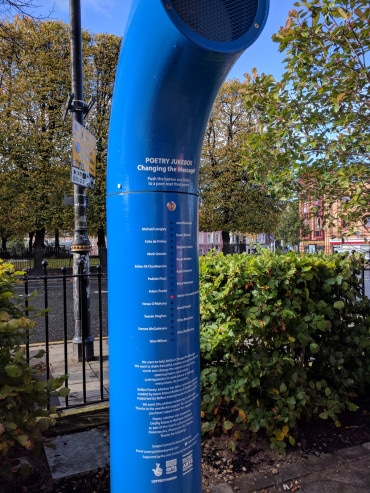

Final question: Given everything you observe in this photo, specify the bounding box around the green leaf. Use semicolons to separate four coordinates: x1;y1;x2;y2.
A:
0;386;17;398
335;7;350;19
333;301;345;310
227;440;236;452
309;342;320;354
202;421;216;433
288;435;296;446
32;349;46;359
57;387;70;398
251;378;260;388
347;402;359;412
35;417;51;432
279;382;287;394
16;434;32;449
223;420;234;431
5;364;22;378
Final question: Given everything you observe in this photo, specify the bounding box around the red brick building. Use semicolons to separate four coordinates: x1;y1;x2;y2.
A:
300;199;370;257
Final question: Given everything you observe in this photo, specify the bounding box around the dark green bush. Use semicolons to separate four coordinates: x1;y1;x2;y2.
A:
199;250;370;453
0;260;68;466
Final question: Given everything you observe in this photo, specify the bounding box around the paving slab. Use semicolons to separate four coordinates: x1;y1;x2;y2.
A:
272;462;311;483
232;471;276;492
324;459;370;488
206;484;234;493
336;444;370;460
303;452;339;471
298;478;370;493
44;428;109;480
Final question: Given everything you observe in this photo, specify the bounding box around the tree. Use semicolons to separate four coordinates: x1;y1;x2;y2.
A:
243;0;369;230
0;1;50;45
274;201;302;249
0;0;38;15
0;18;73;248
199;79;282;244
85;32;121;259
0;18;120;251
0;172;22;249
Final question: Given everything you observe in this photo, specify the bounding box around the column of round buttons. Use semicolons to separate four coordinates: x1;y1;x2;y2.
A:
170;221;175;342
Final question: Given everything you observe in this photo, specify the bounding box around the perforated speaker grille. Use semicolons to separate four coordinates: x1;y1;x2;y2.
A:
165;0;259;42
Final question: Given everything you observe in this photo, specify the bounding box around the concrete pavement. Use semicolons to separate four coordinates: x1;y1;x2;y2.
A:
30;338;109;408
207;443;370;492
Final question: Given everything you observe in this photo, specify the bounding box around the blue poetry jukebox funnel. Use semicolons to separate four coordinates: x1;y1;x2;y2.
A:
107;1;269;491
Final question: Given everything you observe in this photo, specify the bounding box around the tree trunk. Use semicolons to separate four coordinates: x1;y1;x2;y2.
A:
32;228;45;274
33;227;46;250
97;227;106;249
222;231;230;254
97;227;107;270
54;229;60;249
28;232;34;253
1;236;7;250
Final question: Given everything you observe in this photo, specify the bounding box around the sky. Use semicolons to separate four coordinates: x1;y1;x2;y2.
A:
40;0;298;81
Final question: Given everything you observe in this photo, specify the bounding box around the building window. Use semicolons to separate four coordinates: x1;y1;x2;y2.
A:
301;214;311;239
314;216;323;238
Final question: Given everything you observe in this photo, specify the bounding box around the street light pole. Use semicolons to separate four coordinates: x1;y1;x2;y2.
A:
69;0;94;361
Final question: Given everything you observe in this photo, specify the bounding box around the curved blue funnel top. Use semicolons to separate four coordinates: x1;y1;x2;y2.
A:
107;1;269;492
107;0;269;196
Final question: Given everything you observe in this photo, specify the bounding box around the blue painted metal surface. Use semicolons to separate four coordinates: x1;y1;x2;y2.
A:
107;1;269;491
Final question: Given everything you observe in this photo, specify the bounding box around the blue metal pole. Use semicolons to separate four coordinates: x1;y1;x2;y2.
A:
107;1;269;491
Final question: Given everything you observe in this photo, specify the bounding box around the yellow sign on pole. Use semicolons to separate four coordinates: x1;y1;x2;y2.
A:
71;120;96;189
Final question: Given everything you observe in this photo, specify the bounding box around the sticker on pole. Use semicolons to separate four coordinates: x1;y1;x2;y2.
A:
71;120;96;190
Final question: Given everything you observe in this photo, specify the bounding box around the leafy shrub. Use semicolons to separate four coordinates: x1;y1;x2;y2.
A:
199;250;370;453
0;259;68;466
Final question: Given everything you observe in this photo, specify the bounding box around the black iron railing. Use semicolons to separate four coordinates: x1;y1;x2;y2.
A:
0;248;104;272
21;263;108;410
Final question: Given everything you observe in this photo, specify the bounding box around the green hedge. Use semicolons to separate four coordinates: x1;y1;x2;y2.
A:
199;251;370;452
